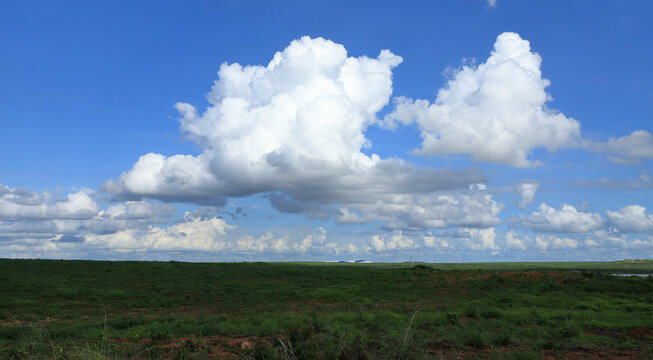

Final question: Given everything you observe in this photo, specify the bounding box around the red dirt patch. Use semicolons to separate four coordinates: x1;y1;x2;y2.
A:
586;328;628;340
109;334;278;359
432;346;651;360
541;349;648;360
458;316;475;323
0;315;60;327
628;327;653;339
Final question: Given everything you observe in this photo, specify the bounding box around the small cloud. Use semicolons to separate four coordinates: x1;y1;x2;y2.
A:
423;232;450;248
535;235;578;250
516;182;538;209
571;170;653;189
585;130;653;165
183;206;221;221
369;231;414;252
459;227;498;250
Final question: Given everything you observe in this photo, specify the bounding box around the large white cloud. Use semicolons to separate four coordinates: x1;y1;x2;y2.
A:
516;203;604;233
104;36;402;199
102;36;486;228
385;32;581;168
102;153;224;204
586;130;653;165
606;205;653;233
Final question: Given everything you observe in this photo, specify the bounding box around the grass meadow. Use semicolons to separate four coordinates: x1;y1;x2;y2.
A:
0;259;651;359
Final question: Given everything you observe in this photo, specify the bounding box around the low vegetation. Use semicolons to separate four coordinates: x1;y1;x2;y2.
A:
0;259;651;359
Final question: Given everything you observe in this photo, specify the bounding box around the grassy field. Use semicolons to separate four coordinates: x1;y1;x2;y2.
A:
0;259;651;359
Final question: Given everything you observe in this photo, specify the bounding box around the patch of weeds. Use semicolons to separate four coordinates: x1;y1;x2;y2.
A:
462;331;488;349
173;339;208;360
534;282;559;295
150;328;172;340
246;342;280;360
480;308;502;319
556;321;581;339
488;348;541;359
463;303;480;319
490;329;516;347
489;274;505;285
455;325;490;349
16;313;40;322
444;313;459;325
495;295;514;308
524;308;545;326
0;326;23;341
197;316;224;336
410;264;432;272
0;344;30;360
534;338;556;350
107;316;148;330
141;340;166;358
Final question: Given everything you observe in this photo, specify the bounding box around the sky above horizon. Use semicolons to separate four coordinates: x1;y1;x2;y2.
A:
1;0;652;262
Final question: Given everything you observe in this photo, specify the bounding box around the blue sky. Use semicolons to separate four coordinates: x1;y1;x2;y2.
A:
1;0;652;262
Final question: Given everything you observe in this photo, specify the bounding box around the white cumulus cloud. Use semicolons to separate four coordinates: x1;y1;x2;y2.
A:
385;32;581;168
516;203;603;233
104;36;403;200
0;185;98;220
0;185;179;248
85;217;235;252
505;231;529;250
423;232;450;248
587;230;653;249
606;205;653;233
460;227;498;250
516;182;538;209
102;36;485;229
336;184;503;230
369;231;415;252
236;232;272;253
294;227;327;253
324;241;361;256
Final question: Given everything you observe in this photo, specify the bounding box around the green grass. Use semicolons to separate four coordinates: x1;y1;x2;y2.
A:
0;259;651;359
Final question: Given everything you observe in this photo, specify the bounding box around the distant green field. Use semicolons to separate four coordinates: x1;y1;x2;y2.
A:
0;259;651;359
291;259;653;273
